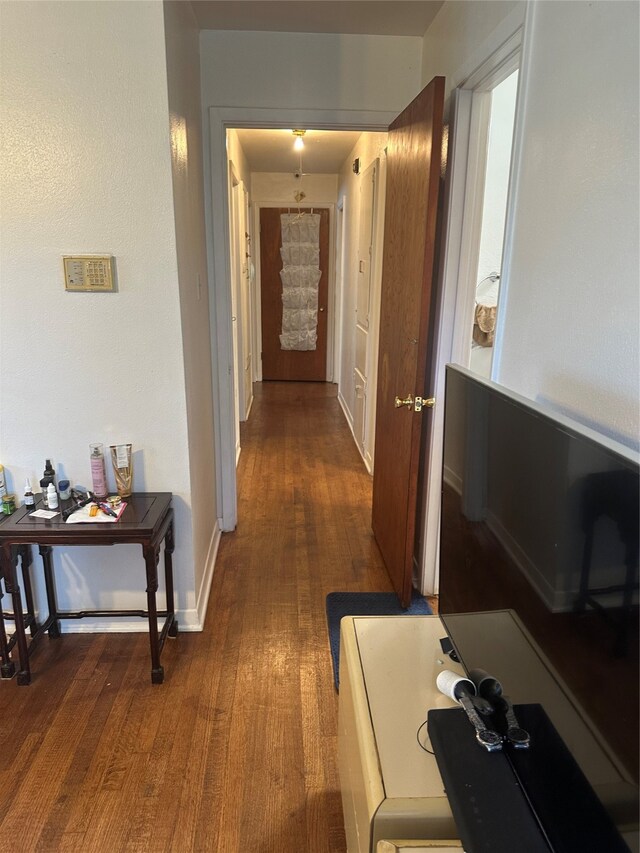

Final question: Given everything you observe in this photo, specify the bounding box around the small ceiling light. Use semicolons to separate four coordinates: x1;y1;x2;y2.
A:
292;129;306;151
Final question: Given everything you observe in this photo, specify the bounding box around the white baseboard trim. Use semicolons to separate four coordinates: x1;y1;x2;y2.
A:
338;391;372;471
58;521;222;634
337;390;353;428
58;616;200;634
244;393;254;420
194;519;222;630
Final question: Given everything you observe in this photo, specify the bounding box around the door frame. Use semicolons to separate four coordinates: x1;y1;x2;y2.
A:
228;162;244;441
334;196;346;386
206;107;395;530
418;25;528;594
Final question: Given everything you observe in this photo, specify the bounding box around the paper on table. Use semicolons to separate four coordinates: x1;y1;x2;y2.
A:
65;501;127;523
30;509;59;519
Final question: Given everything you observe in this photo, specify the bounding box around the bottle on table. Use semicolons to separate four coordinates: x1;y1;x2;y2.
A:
24;478;35;511
90;443;108;498
47;483;59;510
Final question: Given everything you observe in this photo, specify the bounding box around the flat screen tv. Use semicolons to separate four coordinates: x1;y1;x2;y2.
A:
439;364;639;836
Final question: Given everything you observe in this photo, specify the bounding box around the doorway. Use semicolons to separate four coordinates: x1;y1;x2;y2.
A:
228;163;253;433
207;108;395;531
417;30;523;595
468;69;519;378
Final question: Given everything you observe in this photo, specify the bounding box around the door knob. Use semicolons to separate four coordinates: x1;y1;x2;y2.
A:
395;395;436;412
395;395;414;409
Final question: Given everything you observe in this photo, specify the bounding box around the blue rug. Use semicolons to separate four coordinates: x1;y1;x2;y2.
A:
326;591;432;690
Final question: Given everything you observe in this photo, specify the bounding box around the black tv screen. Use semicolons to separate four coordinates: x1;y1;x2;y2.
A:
439;365;638;831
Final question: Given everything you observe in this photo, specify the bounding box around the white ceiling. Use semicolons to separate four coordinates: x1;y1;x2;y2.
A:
191;1;444;37
234;128;364;173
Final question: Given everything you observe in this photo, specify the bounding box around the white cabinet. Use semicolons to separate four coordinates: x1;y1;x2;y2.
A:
338;613;638;853
337;616;464;853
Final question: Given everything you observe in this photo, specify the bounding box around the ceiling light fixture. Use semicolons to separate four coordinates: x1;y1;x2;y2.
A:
292;129;306;151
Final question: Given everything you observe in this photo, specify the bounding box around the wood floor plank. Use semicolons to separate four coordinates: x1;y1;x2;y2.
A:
0;382;401;852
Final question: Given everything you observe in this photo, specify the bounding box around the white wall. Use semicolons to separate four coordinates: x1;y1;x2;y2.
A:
422;1;525;111
227;129;252;189
423;0;639;451
163;0;219;622
0;1;197;625
201;31;422;112
495;0;639;449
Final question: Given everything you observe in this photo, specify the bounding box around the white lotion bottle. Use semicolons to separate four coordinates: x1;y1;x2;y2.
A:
47;482;59;510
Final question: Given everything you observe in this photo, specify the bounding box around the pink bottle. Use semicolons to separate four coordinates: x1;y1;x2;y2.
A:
90;443;108;498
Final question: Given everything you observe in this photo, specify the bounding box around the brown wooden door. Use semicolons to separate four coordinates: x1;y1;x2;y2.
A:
372;77;445;607
260;207;330;381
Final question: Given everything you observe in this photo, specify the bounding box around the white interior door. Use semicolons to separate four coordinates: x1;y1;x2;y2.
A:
238;182;253;417
228;165;242;460
353;164;374;457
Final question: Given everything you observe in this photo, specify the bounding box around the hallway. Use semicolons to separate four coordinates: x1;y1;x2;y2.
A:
208;380;394;851
0;382;394;852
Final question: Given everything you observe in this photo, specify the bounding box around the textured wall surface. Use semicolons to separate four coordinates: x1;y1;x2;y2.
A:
421;1;525;109
164;0;218;615
495;0;639;448
0;0;195;619
201;30;423;112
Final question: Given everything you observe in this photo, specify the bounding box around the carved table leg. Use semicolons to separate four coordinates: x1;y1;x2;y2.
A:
18;545;38;637
164;513;178;638
2;542;29;684
39;545;61;638
143;542;163;684
0;565;15;679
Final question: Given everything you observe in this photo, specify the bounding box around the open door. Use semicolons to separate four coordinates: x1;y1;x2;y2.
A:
371;76;445;607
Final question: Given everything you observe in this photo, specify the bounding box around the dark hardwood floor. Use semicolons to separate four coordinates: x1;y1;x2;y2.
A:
0;382;419;852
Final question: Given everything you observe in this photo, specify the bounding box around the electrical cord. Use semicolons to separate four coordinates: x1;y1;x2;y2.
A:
416;719;434;754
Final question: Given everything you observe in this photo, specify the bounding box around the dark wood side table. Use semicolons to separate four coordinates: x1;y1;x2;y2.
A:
0;492;177;685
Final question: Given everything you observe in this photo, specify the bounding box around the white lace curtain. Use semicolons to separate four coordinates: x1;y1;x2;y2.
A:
279;213;321;351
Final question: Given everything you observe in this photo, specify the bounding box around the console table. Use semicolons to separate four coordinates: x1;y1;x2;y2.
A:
0;492;177;685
